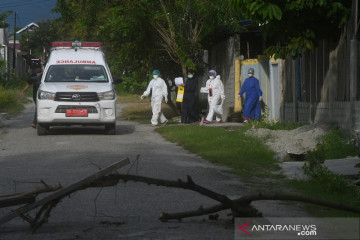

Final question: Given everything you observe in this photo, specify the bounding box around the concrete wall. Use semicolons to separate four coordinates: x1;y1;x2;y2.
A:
284;101;353;129
0;28;8;45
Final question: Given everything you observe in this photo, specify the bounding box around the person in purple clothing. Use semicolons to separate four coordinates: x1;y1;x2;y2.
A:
238;68;262;122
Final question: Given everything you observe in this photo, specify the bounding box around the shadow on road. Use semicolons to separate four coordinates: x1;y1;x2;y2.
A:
47;124;135;136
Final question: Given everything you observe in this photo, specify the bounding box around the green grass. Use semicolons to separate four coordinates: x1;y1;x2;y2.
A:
156;126;279;177
117;94;148;104
242;119;304;130
317;126;358;159
285;178;360;217
155;122;360;217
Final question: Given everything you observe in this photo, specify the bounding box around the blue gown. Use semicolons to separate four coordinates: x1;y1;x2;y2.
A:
239;77;262;119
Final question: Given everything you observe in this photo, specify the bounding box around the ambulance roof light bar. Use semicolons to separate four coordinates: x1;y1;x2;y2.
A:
51;41;103;48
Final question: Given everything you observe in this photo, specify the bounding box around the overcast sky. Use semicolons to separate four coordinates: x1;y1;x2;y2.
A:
1;0;59;31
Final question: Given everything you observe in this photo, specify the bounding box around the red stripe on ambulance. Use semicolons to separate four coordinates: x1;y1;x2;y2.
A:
56;60;96;64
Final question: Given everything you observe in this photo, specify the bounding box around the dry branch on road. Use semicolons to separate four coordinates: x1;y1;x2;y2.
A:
95;174;360;221
1;158;360;233
0;158;130;231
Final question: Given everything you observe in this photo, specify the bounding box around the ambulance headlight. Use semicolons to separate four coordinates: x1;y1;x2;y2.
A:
98;90;115;100
38;90;55;100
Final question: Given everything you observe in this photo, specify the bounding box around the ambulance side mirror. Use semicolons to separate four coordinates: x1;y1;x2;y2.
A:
113;77;122;84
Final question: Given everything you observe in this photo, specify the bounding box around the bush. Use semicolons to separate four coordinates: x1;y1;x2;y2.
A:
302;125;360;198
0;85;18;109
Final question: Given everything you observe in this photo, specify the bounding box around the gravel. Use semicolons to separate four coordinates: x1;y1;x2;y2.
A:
245;124;332;160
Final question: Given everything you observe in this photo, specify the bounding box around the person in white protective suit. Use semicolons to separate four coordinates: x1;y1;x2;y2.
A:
200;70;225;124
141;70;169;126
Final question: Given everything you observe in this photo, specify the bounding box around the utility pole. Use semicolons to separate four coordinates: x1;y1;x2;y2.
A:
12;12;16;74
350;0;358;132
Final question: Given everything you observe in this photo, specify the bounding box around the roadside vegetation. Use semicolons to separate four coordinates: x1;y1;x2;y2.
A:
287;126;360;217
121;105;359;217
0;61;30;116
157;125;279;177
122;98;178;124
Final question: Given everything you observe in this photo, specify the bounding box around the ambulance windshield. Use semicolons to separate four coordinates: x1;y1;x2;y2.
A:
45;65;108;82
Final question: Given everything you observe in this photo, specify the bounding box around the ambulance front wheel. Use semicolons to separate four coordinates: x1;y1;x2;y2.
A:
37;124;49;136
105;123;116;135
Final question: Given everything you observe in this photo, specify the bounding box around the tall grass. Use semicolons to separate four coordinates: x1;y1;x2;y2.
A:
0;85;27;114
0;73;30;114
0;86;18;108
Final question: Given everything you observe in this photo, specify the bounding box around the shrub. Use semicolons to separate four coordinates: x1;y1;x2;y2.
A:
0;85;18;109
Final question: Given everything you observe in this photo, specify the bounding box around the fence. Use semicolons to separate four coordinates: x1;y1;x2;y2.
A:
281;38;360;131
7;47;29;79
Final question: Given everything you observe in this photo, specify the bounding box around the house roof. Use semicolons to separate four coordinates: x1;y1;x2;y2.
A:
16;22;39;34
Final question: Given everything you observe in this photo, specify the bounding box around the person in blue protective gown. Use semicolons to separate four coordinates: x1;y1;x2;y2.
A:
238;68;262;122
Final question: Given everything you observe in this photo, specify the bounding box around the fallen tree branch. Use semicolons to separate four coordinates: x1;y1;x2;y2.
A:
0;195;35;208
95;174;261;216
2;164;360;232
31;200;59;233
92;174;360;221
0;158;130;227
160;203;228;222
159;193;360;221
0;185;62;208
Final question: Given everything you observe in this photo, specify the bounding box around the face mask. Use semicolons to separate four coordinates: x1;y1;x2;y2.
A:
187;75;193;78
209;76;214;80
248;74;253;77
153;75;158;79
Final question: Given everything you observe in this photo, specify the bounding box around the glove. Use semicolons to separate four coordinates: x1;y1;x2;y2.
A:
164;95;168;103
237;95;240;101
221;95;225;101
259;96;262;101
140;95;145;100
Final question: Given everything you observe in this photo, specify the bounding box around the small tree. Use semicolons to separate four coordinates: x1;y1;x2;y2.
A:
0;11;12;28
231;0;352;59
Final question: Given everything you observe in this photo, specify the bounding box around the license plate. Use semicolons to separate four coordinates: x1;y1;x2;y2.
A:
66;109;88;117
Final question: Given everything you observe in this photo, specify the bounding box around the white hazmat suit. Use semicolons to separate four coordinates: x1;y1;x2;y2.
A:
142;76;168;126
200;75;225;123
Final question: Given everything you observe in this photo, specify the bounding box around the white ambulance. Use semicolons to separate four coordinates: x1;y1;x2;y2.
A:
36;41;121;135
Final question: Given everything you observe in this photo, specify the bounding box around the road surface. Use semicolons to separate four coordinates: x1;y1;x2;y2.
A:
0;102;306;240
